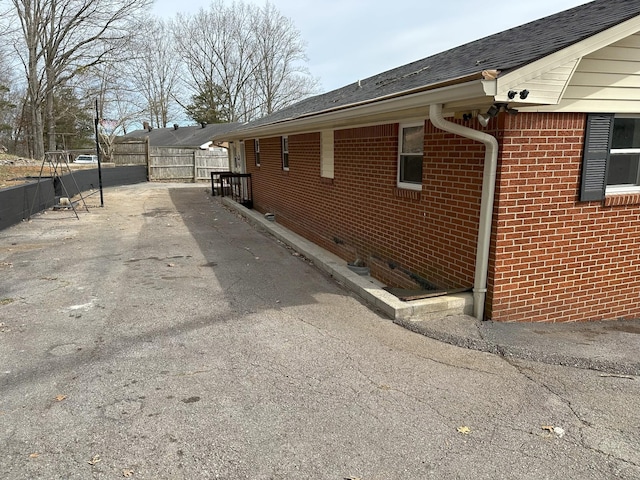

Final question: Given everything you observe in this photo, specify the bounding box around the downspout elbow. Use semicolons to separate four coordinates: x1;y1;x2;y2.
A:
428;104;499;321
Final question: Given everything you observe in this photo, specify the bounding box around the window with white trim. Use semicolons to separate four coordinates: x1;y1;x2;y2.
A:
282;136;289;170
398;122;424;190
254;139;260;166
608;116;640;192
581;114;640;201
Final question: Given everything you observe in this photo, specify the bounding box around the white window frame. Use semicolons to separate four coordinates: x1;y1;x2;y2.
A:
606;115;640;195
282;136;289;171
397;122;424;191
320;130;334;179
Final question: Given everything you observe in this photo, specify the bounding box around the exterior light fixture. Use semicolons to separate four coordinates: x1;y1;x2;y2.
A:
477;104;501;127
477;103;518;126
506;89;530;100
477;114;491;127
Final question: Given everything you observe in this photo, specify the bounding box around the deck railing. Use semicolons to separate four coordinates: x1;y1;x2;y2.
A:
211;172;253;209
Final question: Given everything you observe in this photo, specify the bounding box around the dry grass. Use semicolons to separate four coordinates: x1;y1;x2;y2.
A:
0;154;43;188
0;153;96;189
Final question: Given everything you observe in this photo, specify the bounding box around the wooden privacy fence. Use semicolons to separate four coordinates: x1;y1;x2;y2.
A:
148;147;229;182
112;140;230;182
112;138;149;166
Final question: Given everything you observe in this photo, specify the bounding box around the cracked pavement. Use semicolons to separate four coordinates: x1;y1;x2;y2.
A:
1;183;638;479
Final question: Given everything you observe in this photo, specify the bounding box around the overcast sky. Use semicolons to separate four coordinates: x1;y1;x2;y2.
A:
152;0;593;93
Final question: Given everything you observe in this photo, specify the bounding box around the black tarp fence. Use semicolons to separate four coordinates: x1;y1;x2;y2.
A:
0;165;148;231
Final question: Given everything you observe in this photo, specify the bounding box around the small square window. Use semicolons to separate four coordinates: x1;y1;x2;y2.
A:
608;154;640;186
608;117;640;191
282;136;289;170
612;117;640;149
400;155;423;183
397;123;424;190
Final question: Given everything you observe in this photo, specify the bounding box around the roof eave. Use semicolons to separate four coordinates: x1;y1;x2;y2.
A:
216;74;494;140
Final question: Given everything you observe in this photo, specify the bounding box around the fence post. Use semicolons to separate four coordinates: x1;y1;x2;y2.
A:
146;137;151;181
193;151;197;183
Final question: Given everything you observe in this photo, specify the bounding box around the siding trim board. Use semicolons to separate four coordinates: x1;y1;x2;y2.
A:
495;16;640;105
522;33;640;113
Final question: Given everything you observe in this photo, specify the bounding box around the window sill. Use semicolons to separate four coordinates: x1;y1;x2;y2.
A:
320;177;334;185
604;192;640;207
397;182;422;191
394;187;421;200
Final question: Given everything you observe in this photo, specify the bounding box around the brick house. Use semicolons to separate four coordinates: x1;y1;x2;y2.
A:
214;0;640;323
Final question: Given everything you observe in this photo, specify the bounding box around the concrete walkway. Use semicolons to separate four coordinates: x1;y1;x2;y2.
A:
223;197;640;377
2;183;638;479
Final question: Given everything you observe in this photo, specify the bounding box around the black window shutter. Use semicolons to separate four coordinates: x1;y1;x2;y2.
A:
580;113;614;201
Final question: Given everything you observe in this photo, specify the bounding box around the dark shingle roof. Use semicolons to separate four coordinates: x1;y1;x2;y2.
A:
122;123;240;148
233;0;640;132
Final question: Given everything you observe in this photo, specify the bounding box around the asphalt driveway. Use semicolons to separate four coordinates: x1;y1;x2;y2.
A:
1;184;638;479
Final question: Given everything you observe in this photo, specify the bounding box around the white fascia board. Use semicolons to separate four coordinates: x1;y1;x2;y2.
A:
494;15;640;104
220;80;488;140
482;79;498;96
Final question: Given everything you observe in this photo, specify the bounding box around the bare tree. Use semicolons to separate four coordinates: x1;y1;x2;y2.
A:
8;0;46;159
128;17;182;128
7;0;151;159
80;54;145;161
173;1;259;123
0;50;19;153
252;2;318;117
172;0;317;123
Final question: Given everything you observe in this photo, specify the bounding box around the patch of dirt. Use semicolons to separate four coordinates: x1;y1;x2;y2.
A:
0;154;97;189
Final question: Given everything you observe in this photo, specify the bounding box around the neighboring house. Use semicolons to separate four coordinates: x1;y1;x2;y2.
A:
123;122;239;151
118;122;239;181
213;0;640;323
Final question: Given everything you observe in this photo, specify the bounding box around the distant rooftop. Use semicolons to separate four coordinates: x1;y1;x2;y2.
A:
122;123;240;148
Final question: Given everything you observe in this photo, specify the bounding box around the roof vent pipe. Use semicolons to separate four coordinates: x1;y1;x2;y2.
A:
428;104;499;321
173;124;179;130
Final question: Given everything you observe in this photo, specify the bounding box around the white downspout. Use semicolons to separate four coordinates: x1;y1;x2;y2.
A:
428;104;499;321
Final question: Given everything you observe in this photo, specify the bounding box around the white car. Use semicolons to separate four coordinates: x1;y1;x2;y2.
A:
74;154;98;164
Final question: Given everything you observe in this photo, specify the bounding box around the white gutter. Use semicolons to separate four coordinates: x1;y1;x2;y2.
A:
428;104;499;321
217;80;489;141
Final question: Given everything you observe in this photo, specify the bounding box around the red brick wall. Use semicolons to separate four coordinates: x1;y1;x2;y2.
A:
488;112;640;322
245;121;485;291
